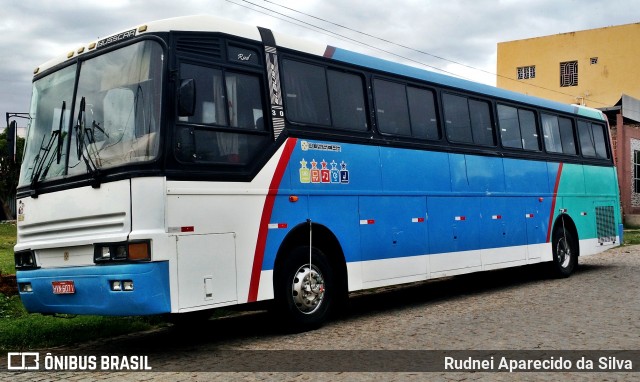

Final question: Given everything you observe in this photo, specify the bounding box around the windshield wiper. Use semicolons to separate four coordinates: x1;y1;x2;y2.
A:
29;101;66;197
74;96;101;188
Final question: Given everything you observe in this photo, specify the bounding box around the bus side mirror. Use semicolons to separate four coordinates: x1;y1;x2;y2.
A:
178;79;196;117
6;120;17;162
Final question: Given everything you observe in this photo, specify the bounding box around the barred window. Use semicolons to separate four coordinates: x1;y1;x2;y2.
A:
517;65;535;80
590;57;598;65
560;61;578;87
635;150;640;193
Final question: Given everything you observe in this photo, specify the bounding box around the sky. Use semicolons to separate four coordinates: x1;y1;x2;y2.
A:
1;0;639;129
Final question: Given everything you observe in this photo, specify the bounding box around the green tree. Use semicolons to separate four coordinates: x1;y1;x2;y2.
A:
0;129;24;220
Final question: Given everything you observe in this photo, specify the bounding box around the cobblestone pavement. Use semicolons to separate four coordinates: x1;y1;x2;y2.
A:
1;246;639;381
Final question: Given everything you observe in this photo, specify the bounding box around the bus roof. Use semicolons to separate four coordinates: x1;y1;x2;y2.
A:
35;15;604;121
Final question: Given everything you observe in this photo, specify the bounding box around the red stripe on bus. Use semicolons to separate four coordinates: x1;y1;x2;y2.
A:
546;162;563;243
248;138;298;302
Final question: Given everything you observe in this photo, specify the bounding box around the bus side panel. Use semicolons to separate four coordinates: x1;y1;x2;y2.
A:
480;197;527;264
427;196;482;274
359;196;428;284
309;195;363;291
379;147;451;193
460;154;506;193
503;158;550;194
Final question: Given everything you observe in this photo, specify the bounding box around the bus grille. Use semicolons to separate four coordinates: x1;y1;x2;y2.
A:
18;212;127;243
595;206;616;244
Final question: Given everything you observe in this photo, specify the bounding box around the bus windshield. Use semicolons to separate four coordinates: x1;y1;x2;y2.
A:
19;40;163;187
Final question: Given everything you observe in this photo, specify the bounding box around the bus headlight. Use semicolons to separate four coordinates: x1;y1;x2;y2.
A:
94;241;151;263
15;250;39;270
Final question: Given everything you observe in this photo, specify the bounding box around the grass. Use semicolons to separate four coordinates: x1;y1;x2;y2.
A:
0;223;16;275
623;229;640;246
0;222;165;351
0;294;162;351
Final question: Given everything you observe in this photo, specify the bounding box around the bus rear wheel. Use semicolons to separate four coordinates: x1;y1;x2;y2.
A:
275;246;334;330
550;225;577;278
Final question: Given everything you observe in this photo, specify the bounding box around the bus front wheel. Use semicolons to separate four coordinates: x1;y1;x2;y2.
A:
550;225;577;278
275;246;335;330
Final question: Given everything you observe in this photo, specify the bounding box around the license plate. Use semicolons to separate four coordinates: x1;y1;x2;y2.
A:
52;281;75;294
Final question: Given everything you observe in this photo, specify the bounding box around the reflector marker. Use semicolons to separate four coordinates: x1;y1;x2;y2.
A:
580;212;587;216
525;213;534;218
268;223;288;229
454;216;466;221
492;215;502;220
360;219;375;225
411;217;425;223
560;208;568;213
169;226;196;233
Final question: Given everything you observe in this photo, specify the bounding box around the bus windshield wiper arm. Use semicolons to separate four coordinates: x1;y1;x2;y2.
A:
74;96;101;187
30;101;66;195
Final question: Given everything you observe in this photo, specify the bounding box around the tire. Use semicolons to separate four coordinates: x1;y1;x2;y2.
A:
550;225;577;278
274;246;335;330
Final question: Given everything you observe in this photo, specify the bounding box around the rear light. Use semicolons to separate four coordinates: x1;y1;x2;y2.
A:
94;241;151;263
15;250;39;270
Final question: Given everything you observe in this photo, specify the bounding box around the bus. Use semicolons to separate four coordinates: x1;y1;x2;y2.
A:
14;15;622;328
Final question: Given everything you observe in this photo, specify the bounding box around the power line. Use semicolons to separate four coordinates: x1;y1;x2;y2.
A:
225;0;474;80
260;0;618;109
232;0;620;109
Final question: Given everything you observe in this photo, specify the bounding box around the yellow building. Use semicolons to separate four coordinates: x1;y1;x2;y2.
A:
497;22;640;108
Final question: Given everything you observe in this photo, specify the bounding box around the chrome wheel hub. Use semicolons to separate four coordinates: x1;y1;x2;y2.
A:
291;264;325;314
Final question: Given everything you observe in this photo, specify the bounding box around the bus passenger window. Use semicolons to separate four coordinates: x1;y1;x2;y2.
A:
443;94;495;146
374;79;410;136
592;123;609;159
498;105;540;151
578;120;596;157
542;114;576;155
327;70;367;131
558;117;576;155
443;93;473;144
225;72;264;130
519;109;540;150
469;99;495;146
175;63;270;165
282;60;330;126
178;64;228;126
498;105;521;148
407;87;439;140
578;121;609;159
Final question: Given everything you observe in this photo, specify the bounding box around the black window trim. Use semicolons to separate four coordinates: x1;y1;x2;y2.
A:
280;55;371;135
496;101;542;152
372;75;442;141
441;90;497;148
577;119;610;160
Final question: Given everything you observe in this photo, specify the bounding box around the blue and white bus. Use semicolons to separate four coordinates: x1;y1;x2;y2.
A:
14;15;621;328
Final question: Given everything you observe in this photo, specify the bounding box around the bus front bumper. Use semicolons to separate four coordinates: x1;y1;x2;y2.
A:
16;262;170;316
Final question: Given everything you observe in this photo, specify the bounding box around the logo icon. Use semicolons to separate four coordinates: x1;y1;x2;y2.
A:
7;352;40;370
